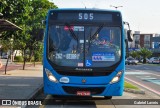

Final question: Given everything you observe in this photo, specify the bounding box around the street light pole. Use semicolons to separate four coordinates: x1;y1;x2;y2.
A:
10;38;13;64
110;5;123;10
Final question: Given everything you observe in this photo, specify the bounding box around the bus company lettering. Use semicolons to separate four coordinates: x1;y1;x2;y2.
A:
75;68;92;71
59;77;70;83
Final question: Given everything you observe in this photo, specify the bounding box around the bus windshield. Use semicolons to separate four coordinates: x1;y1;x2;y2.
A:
48;24;121;68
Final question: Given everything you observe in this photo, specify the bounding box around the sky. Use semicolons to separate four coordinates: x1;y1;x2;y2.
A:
49;0;160;34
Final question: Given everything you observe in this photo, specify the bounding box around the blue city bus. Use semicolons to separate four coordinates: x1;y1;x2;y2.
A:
43;8;132;99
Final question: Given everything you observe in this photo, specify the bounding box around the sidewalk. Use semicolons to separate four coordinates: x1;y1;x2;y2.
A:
0;64;43;99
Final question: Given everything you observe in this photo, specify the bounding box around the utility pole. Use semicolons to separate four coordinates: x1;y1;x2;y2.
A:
110;5;123;10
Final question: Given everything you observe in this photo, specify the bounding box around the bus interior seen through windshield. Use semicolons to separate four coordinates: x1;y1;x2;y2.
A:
48;24;121;68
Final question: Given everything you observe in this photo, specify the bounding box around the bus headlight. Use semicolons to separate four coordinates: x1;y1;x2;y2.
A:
110;71;122;84
45;68;58;83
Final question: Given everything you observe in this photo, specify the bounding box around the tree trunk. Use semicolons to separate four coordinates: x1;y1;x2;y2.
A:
23;49;26;70
28;49;34;62
5;56;9;74
143;57;146;64
33;48;36;67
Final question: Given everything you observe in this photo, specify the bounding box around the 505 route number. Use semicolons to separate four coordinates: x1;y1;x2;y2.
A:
79;13;93;20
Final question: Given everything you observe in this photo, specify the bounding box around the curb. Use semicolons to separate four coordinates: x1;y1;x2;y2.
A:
27;84;44;99
124;88;145;94
22;84;43;108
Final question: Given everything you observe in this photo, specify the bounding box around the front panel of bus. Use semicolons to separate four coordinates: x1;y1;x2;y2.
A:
43;9;125;97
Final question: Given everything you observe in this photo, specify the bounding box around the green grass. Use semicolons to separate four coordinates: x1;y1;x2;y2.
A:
124;81;139;90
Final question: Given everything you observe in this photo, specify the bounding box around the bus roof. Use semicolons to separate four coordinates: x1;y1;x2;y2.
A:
47;8;123;26
48;8;121;13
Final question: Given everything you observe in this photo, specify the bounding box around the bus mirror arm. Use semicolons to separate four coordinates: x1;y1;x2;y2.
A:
124;21;133;42
127;30;133;42
125;39;129;58
42;20;46;25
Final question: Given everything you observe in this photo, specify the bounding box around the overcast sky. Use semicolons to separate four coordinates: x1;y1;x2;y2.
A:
49;0;160;34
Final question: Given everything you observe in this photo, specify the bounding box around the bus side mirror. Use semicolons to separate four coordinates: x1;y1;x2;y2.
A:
42;20;46;25
127;30;133;42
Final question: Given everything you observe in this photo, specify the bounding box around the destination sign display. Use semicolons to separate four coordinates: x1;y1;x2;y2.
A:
57;12;112;22
49;11;116;22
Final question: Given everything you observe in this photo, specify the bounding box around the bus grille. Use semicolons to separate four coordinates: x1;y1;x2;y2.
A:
57;71;112;76
62;86;105;95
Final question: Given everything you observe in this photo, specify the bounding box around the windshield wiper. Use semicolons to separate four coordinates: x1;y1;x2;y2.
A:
65;23;78;41
90;24;104;41
87;24;104;51
65;23;79;52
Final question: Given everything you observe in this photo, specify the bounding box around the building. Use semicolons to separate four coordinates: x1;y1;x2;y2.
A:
128;31;160;56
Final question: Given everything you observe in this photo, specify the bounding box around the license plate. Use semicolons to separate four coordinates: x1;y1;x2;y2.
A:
77;91;91;96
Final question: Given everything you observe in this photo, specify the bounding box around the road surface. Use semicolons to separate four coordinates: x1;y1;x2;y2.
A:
125;64;160;96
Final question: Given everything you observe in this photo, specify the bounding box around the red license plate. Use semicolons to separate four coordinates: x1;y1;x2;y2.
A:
77;91;91;96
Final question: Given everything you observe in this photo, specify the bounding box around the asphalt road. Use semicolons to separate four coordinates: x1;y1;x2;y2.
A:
37;92;160;108
125;64;160;96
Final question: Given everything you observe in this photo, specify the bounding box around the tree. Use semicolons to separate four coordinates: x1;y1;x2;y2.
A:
129;51;139;58
0;0;57;70
138;48;152;63
23;0;57;69
27;0;57;62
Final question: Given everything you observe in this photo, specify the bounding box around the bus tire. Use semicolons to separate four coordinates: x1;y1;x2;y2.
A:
104;96;112;99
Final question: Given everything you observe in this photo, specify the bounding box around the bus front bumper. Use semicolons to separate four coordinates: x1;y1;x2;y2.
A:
44;81;123;96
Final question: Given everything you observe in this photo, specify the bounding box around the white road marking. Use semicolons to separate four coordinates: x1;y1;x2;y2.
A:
125;72;150;75
141;77;157;80
150;73;160;77
126;70;160;85
125;71;160;77
146;79;160;85
136;76;150;77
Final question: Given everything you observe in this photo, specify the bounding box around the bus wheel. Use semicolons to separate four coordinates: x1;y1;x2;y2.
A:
104;96;112;99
